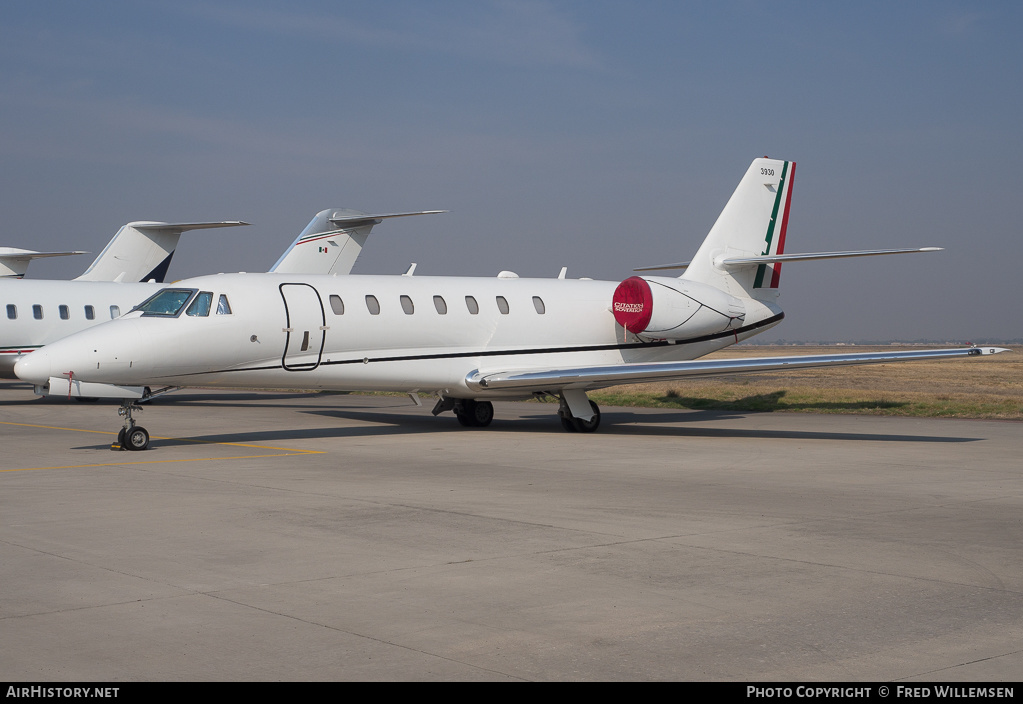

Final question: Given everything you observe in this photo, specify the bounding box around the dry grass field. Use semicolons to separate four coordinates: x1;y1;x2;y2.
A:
590;344;1023;420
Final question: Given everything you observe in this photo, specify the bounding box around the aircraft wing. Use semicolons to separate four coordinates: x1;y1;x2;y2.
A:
465;346;1009;392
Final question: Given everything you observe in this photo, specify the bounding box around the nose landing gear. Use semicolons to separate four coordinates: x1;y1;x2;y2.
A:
112;400;149;451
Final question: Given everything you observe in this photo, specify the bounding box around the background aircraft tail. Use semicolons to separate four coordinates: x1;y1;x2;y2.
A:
681;158;795;301
73;221;248;283
0;248;87;278
269;208;444;276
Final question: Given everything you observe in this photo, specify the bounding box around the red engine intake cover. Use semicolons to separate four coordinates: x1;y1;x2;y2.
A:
611;276;653;333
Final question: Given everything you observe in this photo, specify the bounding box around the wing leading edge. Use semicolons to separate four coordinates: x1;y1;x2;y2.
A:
466;346;1009;392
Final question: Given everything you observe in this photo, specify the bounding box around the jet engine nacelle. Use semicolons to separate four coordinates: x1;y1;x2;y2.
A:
611;276;746;340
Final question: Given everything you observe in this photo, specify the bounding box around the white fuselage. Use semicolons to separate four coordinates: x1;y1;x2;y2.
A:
0;210;404;379
0;279;163;378
13;272;783;397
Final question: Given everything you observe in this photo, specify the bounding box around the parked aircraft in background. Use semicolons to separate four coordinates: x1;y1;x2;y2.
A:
0;208;440;377
0;248;88;279
3;220;248;281
14;158;1008;450
270;208;444;276
74;220;250;283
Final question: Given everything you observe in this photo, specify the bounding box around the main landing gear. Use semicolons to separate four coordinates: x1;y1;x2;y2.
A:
113;400;149;451
455;399;495;427
558;398;601;433
433;393;601;432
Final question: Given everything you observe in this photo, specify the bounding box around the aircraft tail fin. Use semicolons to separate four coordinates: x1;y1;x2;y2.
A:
73;221;248;283
681;158;795;300
0;248;88;278
269;208;445;276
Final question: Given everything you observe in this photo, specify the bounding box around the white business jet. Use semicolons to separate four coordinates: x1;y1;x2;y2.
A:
0;209;440;377
14;158;1008;450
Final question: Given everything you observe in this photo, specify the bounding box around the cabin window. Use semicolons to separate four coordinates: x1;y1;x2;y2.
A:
496;296;509;315
433;296;447;314
110;305;120;319
217;295;232;315
33;304;43;320
532;296;546;314
366;295;380;315
135;288;196;317
6;304;16;320
84;305;95;320
59;305;70;320
465;296;479;315
329;294;344;315
186;291;213;317
400;295;414;315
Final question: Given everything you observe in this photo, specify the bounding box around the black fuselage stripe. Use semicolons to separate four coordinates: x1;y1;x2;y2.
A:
201;313;785;377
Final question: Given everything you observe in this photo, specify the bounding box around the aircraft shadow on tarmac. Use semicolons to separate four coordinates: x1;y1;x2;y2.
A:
69;406;984;451
2;384;985;448
307;408;982;444
645;389;912;414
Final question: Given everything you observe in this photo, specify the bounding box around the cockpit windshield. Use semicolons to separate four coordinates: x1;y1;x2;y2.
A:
134;288;197;317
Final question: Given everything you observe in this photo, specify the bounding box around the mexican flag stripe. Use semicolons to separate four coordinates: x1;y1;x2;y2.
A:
753;161;791;289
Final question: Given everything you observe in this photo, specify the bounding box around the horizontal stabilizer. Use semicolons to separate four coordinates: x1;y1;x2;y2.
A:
466;346;1009;392
328;210;447;228
716;247;943;267
633;260;692;272
635;247;943;272
0;248;89;278
129;221;250;232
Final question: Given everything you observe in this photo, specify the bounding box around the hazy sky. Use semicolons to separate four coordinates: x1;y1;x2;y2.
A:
2;1;1020;341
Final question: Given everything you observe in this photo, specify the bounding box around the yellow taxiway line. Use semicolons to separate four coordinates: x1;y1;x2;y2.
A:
0;420;323;472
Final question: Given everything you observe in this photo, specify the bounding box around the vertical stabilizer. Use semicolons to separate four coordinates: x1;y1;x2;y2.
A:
73;221;248;283
682;158;795;300
269;209;445;276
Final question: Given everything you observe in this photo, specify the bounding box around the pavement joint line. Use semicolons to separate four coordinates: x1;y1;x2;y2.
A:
0;420;323;471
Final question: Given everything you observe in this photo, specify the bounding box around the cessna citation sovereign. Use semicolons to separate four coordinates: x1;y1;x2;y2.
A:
0;209;439;377
14;158;1008;450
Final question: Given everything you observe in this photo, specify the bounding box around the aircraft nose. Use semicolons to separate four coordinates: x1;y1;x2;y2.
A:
15;321;150;387
14;348;55;385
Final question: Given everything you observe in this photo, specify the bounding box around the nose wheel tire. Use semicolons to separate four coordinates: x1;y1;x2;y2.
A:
123;426;150;451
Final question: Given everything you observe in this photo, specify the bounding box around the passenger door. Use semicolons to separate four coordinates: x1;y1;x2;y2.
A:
279;283;326;371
